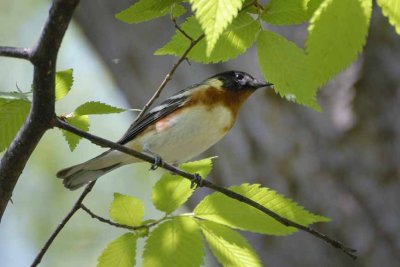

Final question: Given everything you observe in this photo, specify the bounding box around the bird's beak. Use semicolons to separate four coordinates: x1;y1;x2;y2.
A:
250;79;273;90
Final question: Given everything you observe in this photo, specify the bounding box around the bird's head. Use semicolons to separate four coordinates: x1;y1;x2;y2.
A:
209;70;272;92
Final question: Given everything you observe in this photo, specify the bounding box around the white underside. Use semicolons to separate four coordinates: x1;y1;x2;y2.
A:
70;105;234;172
127;104;234;165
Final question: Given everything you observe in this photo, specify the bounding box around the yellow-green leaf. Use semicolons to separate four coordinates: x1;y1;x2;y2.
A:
142;217;204;267
61;115;90;151
256;30;319;109
110;193;144;227
0;98;31;152
377;0;400;34
190;0;244;55
74;101;125;116
115;0;184;24
194;183;329;236
200;221;261;267
156;13;259;63
152;157;215;214
97;233;137;267
262;0;310;25
55;69;73;101
307;0;372;86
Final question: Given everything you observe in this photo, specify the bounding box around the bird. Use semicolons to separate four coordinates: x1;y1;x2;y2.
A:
57;70;272;190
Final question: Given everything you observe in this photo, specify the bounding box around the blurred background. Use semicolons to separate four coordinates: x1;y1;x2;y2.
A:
1;0;399;266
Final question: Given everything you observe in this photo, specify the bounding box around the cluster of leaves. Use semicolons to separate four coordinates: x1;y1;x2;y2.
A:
2;1;399;266
97;157;329;267
0;69;127;153
116;0;400;109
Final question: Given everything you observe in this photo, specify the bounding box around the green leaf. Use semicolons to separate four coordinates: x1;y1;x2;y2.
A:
242;0;259;14
62;115;90;151
200;221;261;267
194;183;329;236
0;98;31;152
97;233;137;267
110;193;144;227
190;0;244;55
377;0;400;34
143;217;204;267
256;30;319;109
156;13;259;63
55;69;73;101
115;0;184;24
74;101;125;116
306;0;372;86
262;0;324;25
307;0;324;15
171;4;186;18
152;157;215;214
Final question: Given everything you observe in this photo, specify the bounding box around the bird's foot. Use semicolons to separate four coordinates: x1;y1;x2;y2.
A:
190;173;203;189
150;155;163;170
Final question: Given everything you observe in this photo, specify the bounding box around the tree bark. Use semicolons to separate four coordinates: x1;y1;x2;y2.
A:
0;0;80;221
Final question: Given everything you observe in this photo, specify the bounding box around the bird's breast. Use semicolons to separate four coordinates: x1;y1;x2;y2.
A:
134;104;235;164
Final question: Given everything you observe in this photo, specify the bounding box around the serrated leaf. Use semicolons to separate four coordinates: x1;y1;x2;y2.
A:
190;0;244;55
0;98;31;152
256;30;319;109
115;0;184;24
152;157;215;214
200;221;261;267
156;13;259;63
62;115;90;151
110;193;144;227
262;0;324;25
143;217;204;267
55;69;73;101
194;183;329;236
377;0;400;34
306;0;372;86
97;233;137;267
74;101;125;116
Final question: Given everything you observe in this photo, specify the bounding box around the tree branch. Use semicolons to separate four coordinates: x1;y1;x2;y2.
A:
0;0;80;221
0;46;31;60
80;204;159;231
133;32;204;123
53;117;357;259
31;181;95;267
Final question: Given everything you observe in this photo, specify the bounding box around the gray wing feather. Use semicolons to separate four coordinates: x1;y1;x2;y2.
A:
117;92;190;145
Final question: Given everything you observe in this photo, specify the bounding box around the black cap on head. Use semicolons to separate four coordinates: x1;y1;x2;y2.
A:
211;70;272;91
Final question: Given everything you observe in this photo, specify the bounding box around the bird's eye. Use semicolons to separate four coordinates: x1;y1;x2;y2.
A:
235;73;244;80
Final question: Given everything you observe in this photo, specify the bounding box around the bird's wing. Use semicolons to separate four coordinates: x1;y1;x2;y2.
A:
117;90;191;145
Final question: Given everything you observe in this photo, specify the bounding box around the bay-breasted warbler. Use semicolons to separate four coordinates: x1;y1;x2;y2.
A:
57;70;272;189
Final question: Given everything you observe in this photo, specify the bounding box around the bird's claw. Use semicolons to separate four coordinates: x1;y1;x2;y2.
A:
190;173;203;189
150;155;163;170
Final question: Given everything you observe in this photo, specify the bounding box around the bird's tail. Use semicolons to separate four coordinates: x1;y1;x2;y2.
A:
57;151;126;190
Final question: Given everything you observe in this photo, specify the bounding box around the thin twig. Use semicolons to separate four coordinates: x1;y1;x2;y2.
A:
80;204;138;231
133;34;204;123
80;204;159;231
53;117;357;259
0;47;31;60
31;182;95;267
172;17;194;42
